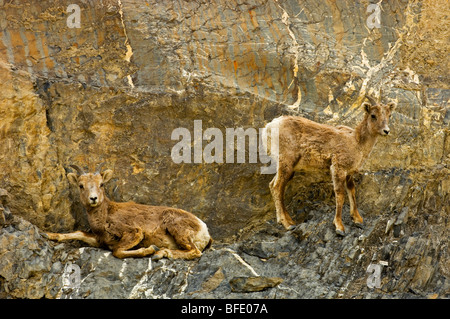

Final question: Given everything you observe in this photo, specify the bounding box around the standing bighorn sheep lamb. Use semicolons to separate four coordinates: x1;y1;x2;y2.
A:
263;97;396;235
46;166;212;259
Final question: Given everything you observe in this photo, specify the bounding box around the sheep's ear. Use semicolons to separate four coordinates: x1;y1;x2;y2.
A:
67;173;79;186
387;101;397;112
101;169;113;184
362;102;372;113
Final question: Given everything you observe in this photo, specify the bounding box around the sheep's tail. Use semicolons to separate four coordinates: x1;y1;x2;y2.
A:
261;117;282;161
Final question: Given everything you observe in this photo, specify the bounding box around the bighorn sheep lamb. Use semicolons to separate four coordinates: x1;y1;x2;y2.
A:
262;97;396;235
46;165;212;259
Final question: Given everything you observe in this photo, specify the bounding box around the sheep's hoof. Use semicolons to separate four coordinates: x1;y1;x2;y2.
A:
287;225;296;231
151;245;160;252
335;229;346;236
45;232;59;241
152;254;163;261
353;222;365;229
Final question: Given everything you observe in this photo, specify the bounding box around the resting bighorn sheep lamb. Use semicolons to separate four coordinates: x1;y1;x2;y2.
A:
263;97;396;235
46;166;212;259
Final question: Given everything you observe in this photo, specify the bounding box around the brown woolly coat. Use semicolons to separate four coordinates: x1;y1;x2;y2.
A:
86;198;209;252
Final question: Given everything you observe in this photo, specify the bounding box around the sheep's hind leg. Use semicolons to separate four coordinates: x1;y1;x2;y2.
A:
345;175;363;227
112;229;159;259
152;232;202;261
152;246;202;261
113;245;160;259
331;164;347;236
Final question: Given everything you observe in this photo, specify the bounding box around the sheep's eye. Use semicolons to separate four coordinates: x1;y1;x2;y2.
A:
79;184;84;189
100;183;104;188
371;114;377;120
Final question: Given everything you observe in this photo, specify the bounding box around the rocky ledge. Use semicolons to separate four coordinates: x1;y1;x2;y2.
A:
0;0;448;300
1;187;447;299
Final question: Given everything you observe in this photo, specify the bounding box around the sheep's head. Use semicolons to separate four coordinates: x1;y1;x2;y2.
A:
67;165;113;208
362;96;396;136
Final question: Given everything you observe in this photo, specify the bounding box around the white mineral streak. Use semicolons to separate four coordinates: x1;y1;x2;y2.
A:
118;0;135;88
224;248;259;277
276;0;302;109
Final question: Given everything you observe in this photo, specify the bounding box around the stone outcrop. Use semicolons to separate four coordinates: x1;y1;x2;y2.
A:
1;198;448;299
0;0;448;298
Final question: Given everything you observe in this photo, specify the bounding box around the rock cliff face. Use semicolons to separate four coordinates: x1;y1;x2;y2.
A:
0;0;448;298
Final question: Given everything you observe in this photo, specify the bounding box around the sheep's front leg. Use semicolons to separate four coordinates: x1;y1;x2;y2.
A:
269;164;295;230
331;165;347;236
46;231;100;247
346;175;363;226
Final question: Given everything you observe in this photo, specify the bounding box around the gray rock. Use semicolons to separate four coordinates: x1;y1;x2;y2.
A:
229;276;283;293
0;0;448;300
0;209;448;299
